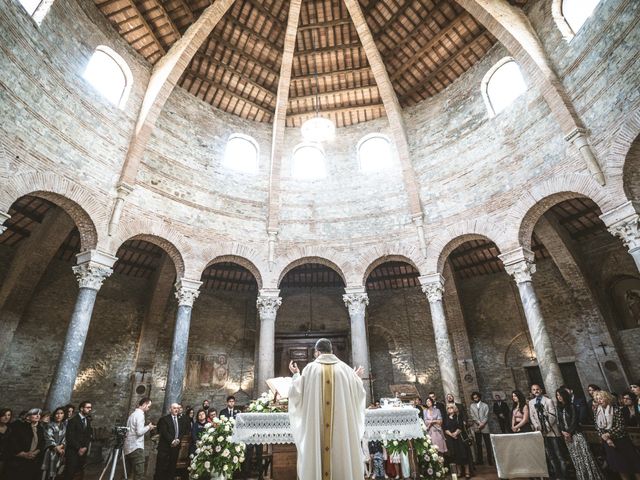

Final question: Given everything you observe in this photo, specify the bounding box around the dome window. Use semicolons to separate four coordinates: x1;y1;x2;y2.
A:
358;134;393;173
82;46;132;108
562;0;601;36
481;58;527;117
292;144;326;179
17;0;52;23
223;134;259;173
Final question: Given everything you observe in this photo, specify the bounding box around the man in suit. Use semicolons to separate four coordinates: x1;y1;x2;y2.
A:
154;402;188;480
493;393;511;433
559;385;587;424
219;395;238;420
528;384;566;480
469;391;493;466
65;400;93;480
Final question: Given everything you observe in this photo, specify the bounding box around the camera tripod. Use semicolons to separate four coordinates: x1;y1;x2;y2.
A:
98;438;128;480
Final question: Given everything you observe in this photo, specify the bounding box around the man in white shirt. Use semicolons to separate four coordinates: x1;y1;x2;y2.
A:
124;397;155;479
469;391;493;466
528;384;566;479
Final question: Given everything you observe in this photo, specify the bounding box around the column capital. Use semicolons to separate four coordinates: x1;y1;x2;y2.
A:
257;289;282;319
0;211;10;234
563;127;587;143
116;181;135;197
72;250;117;290
343;291;369;316
419;273;445;303
174;278;202;307
499;247;536;284
600;201;640;252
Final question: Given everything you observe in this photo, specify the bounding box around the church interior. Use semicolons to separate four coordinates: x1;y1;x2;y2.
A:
1;0;640;477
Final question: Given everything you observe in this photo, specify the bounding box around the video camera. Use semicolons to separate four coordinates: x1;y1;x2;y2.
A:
111;426;129;447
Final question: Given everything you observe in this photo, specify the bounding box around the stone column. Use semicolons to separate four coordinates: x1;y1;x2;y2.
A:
601;201;640;272
256;289;281;394
46;250;116;411
420;274;460;400
163;278;201;413
499;248;564;395
343;287;371;402
0;211;9;234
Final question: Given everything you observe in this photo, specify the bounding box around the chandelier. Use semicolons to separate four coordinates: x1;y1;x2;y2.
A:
301;29;335;143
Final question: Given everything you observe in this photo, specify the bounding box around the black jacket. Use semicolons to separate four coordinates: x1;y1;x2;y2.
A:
7;421;44;458
493;401;510;419
66;414;93;453
558;403;579;435
157;414;188;453
219;407;238;420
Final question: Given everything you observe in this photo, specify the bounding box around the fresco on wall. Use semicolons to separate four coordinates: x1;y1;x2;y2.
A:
186;353;228;389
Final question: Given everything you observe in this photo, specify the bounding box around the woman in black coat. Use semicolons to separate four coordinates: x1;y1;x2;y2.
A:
443;403;472;479
5;408;44;480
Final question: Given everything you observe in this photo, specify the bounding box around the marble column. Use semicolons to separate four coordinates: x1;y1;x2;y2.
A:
163;278;201;413
46;250;116;411
343;288;371;402
256;289;281;394
499;248;564;395
601;202;640;272
420;274;460;401
0;211;9;234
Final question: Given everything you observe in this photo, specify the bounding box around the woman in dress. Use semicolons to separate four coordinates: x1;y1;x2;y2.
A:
555;388;603;480
41;407;66;479
190;409;208;456
423;398;447;453
443;404;472;479
594;390;640;480
510;390;531;433
621;391;640;427
0;408;12;478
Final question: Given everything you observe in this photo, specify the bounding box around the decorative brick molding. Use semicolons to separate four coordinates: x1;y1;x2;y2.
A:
357;246;425;286
606;107;640;178
202;254;264;289
193;242;266;287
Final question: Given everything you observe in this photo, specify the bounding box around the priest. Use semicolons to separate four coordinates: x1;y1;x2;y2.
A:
288;338;366;480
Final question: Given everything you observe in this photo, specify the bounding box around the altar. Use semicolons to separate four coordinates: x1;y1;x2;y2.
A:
232;407;425;479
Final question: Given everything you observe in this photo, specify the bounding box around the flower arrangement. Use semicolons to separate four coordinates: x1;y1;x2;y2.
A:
247;391;287;413
188;415;246;480
382;428;448;479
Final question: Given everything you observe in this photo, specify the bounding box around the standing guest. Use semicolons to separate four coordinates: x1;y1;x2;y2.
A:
40;411;51;426
184;406;195;432
5;408;44;480
207;408;218;423
219;396;238;420
202;399;210;416
555;389;604;480
560;385;587;424
445;393;468;423
493;393;511;433
423;398;447;453
190;409;208;456
443;404;472;479
64;400;93;480
124;397;156;480
413;397;424;419
0;408;12;478
428;392;446;417
368;440;387;480
469;391;493;466
585;384;601;425
621;391;640;427
511;390;531;433
42;407;67;479
528;384;566;480
64;404;75;423
154;403;188;480
595;390;640;480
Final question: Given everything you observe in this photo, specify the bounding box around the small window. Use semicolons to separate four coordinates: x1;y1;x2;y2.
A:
82;46;132;108
562;0;601;35
223;134;259;173
292;144;326;179
358;134;393;173
481;58;527;117
17;0;52;23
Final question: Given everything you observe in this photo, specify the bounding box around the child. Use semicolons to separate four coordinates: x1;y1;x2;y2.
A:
369;440;388;479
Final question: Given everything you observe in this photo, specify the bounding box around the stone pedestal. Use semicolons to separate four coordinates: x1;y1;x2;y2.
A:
256;290;282;394
46;250;116;410
601;202;640;272
343;288;371;402
163;278;201;413
420;274;461;400
499;248;564;395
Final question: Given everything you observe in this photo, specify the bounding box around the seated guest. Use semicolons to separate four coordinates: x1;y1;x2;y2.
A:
42;407;67;479
511;390;531;433
595;390;640;479
5;408;44;480
555;388;603;480
190;409;208;456
621;391;639;427
493;393;511;433
443;404;472;479
0;408;12;478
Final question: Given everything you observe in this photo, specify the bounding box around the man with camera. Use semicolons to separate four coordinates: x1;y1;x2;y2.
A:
528;384;566;479
124;397;156;479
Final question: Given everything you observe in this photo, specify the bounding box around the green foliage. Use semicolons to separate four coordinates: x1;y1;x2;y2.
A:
188;416;246;479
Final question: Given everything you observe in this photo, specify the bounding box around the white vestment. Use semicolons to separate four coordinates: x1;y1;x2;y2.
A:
289;353;366;480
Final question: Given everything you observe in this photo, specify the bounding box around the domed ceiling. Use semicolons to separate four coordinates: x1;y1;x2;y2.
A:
94;0;526;127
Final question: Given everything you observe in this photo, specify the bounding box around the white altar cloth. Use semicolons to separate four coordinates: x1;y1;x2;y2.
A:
231;407;424;445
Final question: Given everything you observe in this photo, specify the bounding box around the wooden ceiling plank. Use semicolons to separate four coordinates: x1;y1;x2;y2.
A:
287;101;384;119
298;18;352;31
126;0;167;54
206;33;280;76
148;0;181;40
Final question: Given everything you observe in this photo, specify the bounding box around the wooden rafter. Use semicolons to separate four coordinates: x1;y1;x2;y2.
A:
125;0;167;54
148;0;181;40
287;102;385;120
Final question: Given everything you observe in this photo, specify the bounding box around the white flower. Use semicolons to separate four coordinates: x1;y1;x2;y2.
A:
223;464;229;471
227;436;233;442
427;468;433;475
233;456;239;463
235;445;242;452
256;404;264;411
222;448;230;457
195;448;201;454
239;456;245;462
436;473;441;478
224;425;230;432
217;436;224;442
393;440;398;446
204;461;211;470
215;446;221;452
432;453;438;460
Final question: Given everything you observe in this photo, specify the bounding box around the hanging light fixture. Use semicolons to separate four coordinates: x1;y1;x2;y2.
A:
301;29;335;143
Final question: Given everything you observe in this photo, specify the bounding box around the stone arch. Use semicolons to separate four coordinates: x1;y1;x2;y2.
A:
551;0;576;40
115;233;185;279
427;218;508;274
277;256;347;287
202;255;263;289
362;254;421;286
355;243;425;286
504;330;574;368
607;107;640;179
0;172;102;251
507;174;617;251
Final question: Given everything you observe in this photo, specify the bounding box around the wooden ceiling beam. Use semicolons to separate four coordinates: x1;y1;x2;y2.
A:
295;41;362;56
287;102;385;119
173;0;194;23
147;0;182;40
218;12;284;51
243;0;286;27
8;205;46;223
117;243;164;258
205;34;280;77
291;65;373;81
126;0;167;54
298;19;352;31
289;84;379;102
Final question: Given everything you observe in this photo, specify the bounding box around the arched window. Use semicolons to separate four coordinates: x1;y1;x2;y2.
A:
481;58;527;117
17;0;52;22
292;144;326;179
223;134;259;173
561;0;601;36
358;134;393;173
82;46;132;108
